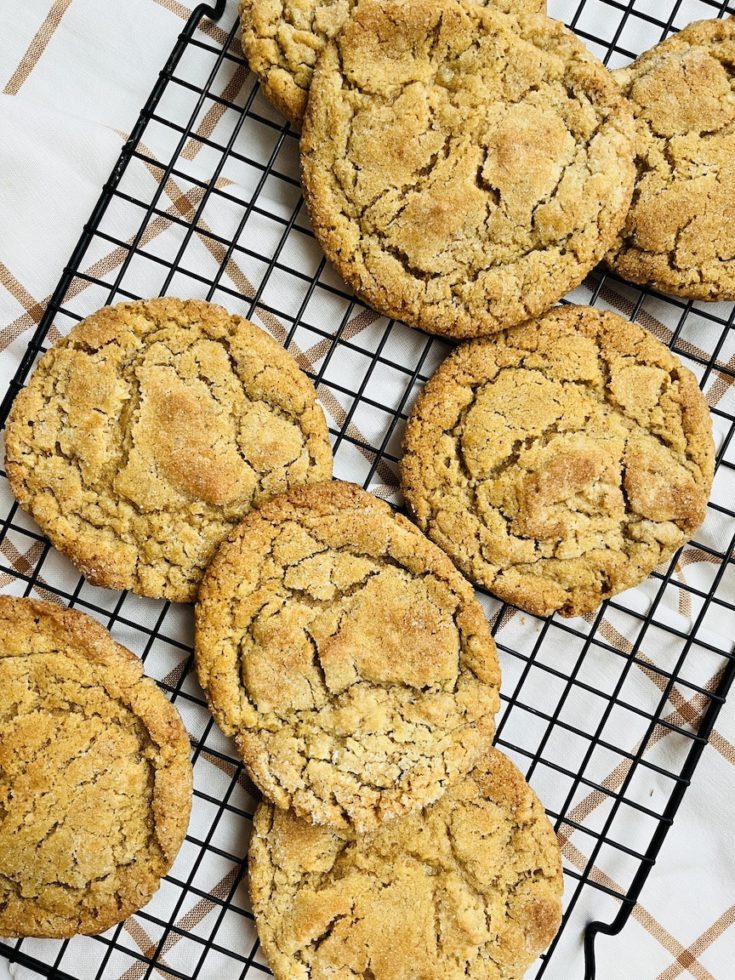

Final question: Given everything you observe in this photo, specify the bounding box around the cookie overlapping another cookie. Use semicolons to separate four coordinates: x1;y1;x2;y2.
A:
195;481;501;833
240;0;547;130
5;298;333;602
249;747;563;980
300;0;635;338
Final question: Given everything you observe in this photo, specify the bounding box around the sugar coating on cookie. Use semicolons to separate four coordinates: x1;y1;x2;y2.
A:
239;0;546;129
301;0;635;339
606;18;735;300
5;298;332;602
402;306;714;618
195;481;500;832
0;597;192;938
249;747;563;979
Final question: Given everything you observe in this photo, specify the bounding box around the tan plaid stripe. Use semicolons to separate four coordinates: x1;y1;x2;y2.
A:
595;616;726;729
560;837;627;897
152;0;232;47
301;308;381;364
656;905;735;980
0;538;61;604
0;539;47;591
672;561;693;620
116;867;243;979
120;917;175;980
0;263;45;323
557;675;714;850
560;838;717;980
0;263;62;350
704;355;735;408
561;841;720;980
679;547;722;569
181;63;251;161
709;729;735;765
634;902;719;980
2;0;73;96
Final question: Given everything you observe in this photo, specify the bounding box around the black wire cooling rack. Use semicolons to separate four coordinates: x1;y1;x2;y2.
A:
1;0;735;977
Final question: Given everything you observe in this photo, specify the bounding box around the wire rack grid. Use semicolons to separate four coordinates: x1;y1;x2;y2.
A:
1;0;735;977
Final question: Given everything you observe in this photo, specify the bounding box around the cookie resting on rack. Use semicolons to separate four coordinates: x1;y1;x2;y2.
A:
401;306;715;618
4;298;332;602
606;18;735;300
249;746;563;980
195;481;500;833
300;0;635;339
0;597;192;938
239;0;547;130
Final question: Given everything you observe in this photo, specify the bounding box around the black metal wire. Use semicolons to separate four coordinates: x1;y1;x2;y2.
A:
1;1;734;978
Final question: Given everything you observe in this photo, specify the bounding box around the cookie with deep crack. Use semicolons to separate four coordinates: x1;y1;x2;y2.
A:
606;18;735;300
401;306;714;618
240;0;547;130
195;481;500;833
301;0;635;339
249;746;563;979
5;298;333;602
0;597;192;938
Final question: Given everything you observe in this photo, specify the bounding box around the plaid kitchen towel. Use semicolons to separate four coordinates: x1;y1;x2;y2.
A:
0;0;734;977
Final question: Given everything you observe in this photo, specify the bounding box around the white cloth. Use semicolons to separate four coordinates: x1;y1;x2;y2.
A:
0;1;734;977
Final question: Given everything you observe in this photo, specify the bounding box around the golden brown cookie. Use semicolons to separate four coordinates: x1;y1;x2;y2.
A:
402;306;714;618
240;0;547;130
249;746;563;979
0;597;192;938
301;0;635;339
195;481;500;833
606;18;735;300
5;298;332;602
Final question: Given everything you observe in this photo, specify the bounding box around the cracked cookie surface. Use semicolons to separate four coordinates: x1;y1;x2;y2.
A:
0;597;192;938
5;298;332;602
606;18;735;300
239;0;546;130
301;0;635;339
249;746;563;980
195;481;500;832
401;306;714;618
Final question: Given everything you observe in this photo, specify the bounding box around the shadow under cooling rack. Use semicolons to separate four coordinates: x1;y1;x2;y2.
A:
1;0;735;978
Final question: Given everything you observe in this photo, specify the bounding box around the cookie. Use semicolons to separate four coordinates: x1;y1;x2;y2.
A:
0;597;192;938
249;746;563;980
240;0;547;130
195;481;500;833
402;305;714;618
5;298;332;602
606;18;735;300
301;0;635;340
